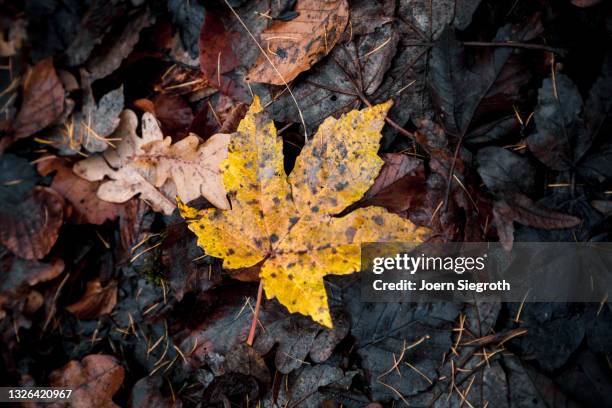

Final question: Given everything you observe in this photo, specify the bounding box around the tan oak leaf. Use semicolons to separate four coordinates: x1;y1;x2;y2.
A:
74;110;230;215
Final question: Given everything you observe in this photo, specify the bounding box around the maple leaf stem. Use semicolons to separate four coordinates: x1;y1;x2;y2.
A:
246;280;264;346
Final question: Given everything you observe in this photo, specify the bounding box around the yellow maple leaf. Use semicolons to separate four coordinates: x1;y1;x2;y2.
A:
179;97;429;327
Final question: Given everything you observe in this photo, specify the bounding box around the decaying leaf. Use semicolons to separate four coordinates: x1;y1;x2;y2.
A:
48;71;124;154
267;0;482;133
0;255;64;321
65;279;118;319
129;376;181;408
493;193;582;250
0;155;65;259
73;110;230;215
85;9;152;80
265;364;354;408
49;354;124;408
359;153;426;214
61;2;127;67
151;94;194;140
38;157;124;225
198;11;240;90
179;97;429;327
429;16;543;140
246;0;349;85
224;343;271;384
476;147;535;195
527;74;583;171
12;58;65;140
197;1;297;100
267;20;399;130
168;0;205;59
253;308;349;373
0;18;26;57
160;222;222;301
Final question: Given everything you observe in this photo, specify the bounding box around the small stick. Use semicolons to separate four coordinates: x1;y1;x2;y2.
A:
247;280;264;346
463;41;567;56
461;328;527;347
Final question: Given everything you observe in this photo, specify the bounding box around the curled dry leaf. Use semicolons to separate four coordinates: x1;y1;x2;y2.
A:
73;110;230;215
49;354;124;408
38;158;123;225
65;279;118;319
179;97;429;327
12;58;64;140
246;0;349;85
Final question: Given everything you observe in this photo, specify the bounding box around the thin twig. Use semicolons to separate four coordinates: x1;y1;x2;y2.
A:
463;41;567;56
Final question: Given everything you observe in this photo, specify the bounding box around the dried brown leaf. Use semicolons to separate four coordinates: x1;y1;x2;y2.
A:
506;193;582;230
49;354;124;408
38;158;123;225
151;94;194;139
65;279;118;319
0;186;64;260
364;153;423;200
246;0;349;85
12;58;64;140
